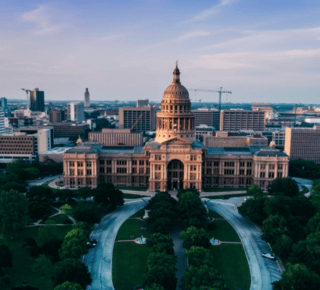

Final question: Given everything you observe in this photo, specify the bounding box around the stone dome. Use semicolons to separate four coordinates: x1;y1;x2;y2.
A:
162;65;190;101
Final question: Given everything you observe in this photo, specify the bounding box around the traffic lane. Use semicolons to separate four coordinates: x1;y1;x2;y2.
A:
84;198;149;290
28;174;63;187
206;201;281;290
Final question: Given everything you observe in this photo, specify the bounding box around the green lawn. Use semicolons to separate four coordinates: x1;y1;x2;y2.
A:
130;208;146;218
210;244;251;290
123;193;149;199
203;187;246;192
113;243;152;290
203;220;241;242
49;214;72;224
115;219;151;241
116;186;148;191
0;226;72;290
205;193;249;199
208;209;224;219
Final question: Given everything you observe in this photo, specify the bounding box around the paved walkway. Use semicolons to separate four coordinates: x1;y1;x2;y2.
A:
170;220;188;290
205;198;281;290
83;198;149;290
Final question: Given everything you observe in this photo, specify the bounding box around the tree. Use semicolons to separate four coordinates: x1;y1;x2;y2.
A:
146;233;174;248
32;254;52;276
180;227;210;250
247;184;264;199
73;203;101;223
273;234;293;259
238;197;267;225
184;246;214;268
307;230;320;246
28;202;51;220
41;238;63;260
60;204;72;216
145;284;165;290
143;265;177;290
73;222;92;238
38;219;57;244
0;189;28;237
94;182;124;208
27;186;55;203
273;263;320;290
269;177;299;197
77;187;92;202
308;212;320;233
148;217;173;235
59;229;88;260
23;238;41;258
261;214;288;244
181;265;224;290
54;282;83;290
53;259;92;288
0;245;13;269
152;242;175;255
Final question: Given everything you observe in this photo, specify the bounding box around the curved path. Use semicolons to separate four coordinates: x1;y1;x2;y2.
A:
205;198;281;290
84;198;150;290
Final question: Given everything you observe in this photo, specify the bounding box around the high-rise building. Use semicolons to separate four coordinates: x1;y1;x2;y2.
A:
0;97;7;110
220;110;265;131
119;106;156;132
67;102;85;123
285;126;320;163
0;107;5;135
28;88;45;112
192;108;220;130
84;88;90;107
136;99;149;107
49;109;66;123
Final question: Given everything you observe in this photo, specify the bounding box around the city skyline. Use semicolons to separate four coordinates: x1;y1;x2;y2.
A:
0;0;319;103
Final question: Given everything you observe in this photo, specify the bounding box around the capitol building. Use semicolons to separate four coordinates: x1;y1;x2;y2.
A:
63;66;289;192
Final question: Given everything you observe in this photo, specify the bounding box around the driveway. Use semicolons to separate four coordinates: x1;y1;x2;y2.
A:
84;198;150;290
204;197;281;290
28;174;63;188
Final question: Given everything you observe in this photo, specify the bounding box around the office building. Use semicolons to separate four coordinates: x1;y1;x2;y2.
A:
67;102;85;123
220;110;265;131
192;108;220;130
49;109;66;123
50;123;89;138
0;97;7;110
89;129;143;146
195;125;215;139
63;65;288;191
285;126;320;163
84;88;90;107
119;106;156;131
28;88;45;112
136;99;149;107
0;107;5;135
272;131;285;149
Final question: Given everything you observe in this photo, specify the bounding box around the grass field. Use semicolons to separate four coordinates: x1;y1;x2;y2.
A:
210;244;251;290
49;214;72;224
0;226;72;290
203;187;246;192
123;193;149;199
115;219;151;241
204;209;250;290
113;243;152;290
113;210;153;290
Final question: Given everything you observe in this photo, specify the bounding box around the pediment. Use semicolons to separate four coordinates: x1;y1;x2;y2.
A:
160;137;191;146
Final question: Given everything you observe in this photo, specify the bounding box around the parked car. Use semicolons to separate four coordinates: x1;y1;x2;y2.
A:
86;242;96;249
90;239;97;244
262;253;276;260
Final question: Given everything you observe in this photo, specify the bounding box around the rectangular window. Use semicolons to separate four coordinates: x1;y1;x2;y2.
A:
239;169;245;175
117;160;127;165
132;168;137;174
106;160;112;165
139;168;144;174
213;161;219;167
117;168;127;173
240;162;245;167
247;162;252;167
86;162;92;167
224;162;235;167
260;172;265;178
87;169;92;176
132;160;137;165
99;160;105;165
268;172;275;178
260;164;266;170
246;169;252;175
100;167;105;173
155;155;162;161
106;167;112;173
139;160;144;166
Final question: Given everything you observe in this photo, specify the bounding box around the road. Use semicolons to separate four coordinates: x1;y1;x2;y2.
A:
28;174;63;188
292;177;313;197
84;198;149;290
205;197;281;290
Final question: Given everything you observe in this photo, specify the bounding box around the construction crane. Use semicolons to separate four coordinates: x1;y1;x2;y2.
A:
189;87;232;111
21;88;30;109
131;112;145;131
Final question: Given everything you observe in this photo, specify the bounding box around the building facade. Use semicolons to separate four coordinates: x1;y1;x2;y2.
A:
28;88;45;112
50;123;89;138
119;106;156;131
136;99;149;107
220;110;265;131
67;102;85;123
63;66;288;191
192;108;220;130
84;88;90;107
285;126;320;163
49;109;66;123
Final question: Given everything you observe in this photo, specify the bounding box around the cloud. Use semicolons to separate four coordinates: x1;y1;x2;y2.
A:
22;5;64;35
189;0;237;22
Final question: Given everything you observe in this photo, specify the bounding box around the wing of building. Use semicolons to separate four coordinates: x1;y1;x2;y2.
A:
63;65;289;191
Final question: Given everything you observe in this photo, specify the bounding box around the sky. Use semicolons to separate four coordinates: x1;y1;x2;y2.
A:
0;0;319;103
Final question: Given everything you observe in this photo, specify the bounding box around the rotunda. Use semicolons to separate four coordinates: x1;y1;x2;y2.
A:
155;65;196;143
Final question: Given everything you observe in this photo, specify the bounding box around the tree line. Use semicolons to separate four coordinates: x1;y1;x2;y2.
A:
239;177;320;290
